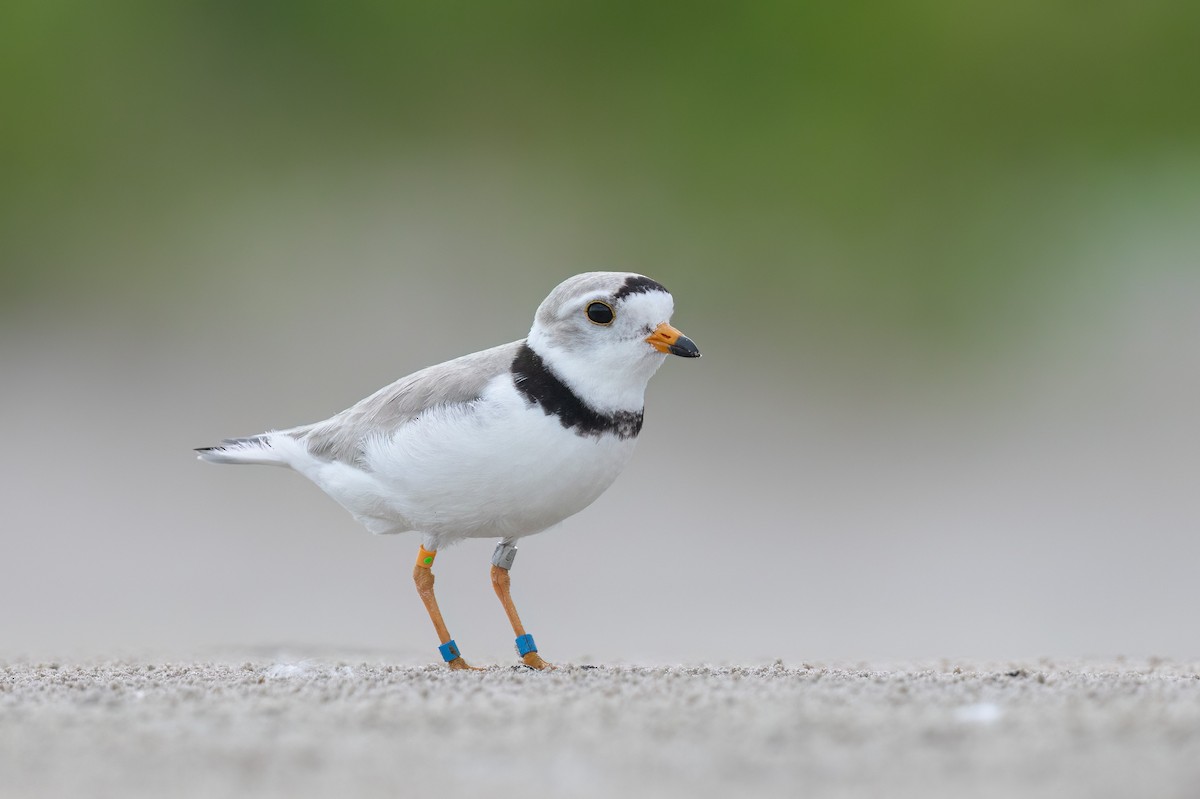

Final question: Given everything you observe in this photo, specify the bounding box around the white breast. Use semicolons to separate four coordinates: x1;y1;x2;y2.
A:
329;376;639;546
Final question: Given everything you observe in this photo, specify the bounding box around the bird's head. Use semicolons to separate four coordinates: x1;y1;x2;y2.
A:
527;272;700;412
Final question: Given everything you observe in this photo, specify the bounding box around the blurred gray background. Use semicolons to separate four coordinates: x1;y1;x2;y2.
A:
2;2;1197;663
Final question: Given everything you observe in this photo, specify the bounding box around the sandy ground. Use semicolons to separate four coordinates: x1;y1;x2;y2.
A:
2;655;1199;799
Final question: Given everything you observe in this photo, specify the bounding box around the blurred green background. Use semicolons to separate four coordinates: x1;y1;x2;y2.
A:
2;1;1198;661
5;0;1198;348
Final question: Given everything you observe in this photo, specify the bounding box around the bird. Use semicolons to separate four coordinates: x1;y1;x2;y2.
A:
196;272;700;669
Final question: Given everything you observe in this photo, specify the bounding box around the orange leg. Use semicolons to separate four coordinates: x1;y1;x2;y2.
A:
413;546;479;670
491;545;551;669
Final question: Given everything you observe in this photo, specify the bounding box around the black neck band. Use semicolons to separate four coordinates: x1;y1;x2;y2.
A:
510;343;643;440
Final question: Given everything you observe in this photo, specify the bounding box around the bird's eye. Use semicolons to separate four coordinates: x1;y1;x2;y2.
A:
585;301;615;326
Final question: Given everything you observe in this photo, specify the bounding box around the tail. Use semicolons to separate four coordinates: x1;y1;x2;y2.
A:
195;434;288;466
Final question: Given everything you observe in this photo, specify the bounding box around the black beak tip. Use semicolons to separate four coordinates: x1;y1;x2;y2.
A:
668;335;702;358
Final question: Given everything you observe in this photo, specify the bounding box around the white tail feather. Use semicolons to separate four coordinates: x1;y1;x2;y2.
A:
195;435;287;466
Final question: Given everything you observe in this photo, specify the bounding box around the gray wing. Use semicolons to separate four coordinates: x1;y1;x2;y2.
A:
287;340;522;464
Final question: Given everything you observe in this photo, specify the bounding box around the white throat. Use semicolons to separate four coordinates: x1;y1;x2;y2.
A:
526;328;666;414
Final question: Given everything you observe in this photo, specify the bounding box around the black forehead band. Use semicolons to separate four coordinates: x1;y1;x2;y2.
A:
612;275;668;301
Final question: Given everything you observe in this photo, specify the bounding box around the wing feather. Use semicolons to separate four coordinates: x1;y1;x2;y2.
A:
288;340;521;464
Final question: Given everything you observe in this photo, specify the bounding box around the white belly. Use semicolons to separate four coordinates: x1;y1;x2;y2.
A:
337;379;638;544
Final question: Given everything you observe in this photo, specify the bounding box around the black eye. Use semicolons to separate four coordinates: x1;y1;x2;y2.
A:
586;301;615;325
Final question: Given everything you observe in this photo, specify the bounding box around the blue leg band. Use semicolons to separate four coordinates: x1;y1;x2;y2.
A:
515;634;538;656
439;640;461;662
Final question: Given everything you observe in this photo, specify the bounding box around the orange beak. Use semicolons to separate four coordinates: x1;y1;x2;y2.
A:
645;322;701;358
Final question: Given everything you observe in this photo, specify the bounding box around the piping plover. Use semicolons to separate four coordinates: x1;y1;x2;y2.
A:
197;272;700;669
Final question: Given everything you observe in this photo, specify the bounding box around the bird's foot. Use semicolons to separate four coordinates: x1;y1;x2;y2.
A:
521;652;552;670
447;658;484;671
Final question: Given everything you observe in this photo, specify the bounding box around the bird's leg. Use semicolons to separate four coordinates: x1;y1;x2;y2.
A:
412;545;479;670
490;541;551;669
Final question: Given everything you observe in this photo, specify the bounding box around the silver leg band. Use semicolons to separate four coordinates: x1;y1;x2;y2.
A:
491;540;518;570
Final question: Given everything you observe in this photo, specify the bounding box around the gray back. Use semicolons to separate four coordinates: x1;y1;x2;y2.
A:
290;340;522;464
